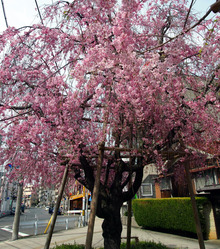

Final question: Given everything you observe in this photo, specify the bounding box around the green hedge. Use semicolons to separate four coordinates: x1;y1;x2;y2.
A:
132;197;210;239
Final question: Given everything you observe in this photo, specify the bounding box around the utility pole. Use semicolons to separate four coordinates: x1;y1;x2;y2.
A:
12;182;23;240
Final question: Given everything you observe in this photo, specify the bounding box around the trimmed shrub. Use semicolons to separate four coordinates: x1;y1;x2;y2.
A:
99;241;169;249
132;197;210;239
120;241;170;249
51;244;86;249
52;242;169;249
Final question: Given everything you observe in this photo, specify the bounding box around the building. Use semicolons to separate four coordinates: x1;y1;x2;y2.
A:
154;157;220;239
138;164;158;199
37;186;58;207
0;164;18;214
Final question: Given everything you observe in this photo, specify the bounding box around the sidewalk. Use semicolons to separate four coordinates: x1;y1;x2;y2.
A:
0;217;220;249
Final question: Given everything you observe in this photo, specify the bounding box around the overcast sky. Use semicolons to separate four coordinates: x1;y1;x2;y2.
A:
0;0;217;32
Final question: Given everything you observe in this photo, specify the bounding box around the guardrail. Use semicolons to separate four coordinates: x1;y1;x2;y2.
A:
19;216;81;236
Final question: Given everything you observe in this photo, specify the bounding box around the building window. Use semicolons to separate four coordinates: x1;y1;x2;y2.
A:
141;183;153;197
160;178;171;190
195;170;216;191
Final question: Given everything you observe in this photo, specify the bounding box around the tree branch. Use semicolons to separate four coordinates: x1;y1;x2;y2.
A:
146;7;212;53
0;110;32;122
122;166;143;202
79;155;95;191
1;0;8;28
183;0;196;29
34;0;44;25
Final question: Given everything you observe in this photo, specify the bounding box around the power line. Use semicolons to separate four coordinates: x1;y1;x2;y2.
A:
1;0;8;28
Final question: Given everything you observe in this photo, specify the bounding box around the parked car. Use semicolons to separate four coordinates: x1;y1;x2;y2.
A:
11;207;22;215
49;207;62;215
49;207;53;214
10;207;16;215
45;206;50;211
21;205;25;213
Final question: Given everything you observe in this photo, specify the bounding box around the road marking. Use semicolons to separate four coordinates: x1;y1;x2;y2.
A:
1;226;29;237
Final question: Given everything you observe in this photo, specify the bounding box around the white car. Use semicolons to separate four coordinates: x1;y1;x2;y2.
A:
45;206;50;211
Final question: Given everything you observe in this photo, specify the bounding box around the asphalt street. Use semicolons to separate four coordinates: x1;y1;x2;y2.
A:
0;207;79;241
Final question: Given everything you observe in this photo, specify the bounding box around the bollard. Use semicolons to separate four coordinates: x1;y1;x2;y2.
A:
78;216;82;227
65;219;68;230
34;221;38;235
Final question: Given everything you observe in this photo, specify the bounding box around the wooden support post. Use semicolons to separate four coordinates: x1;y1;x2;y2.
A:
126;199;132;249
184;162;205;249
82;186;86;226
85;142;104;249
44;165;69;249
127;126;133;249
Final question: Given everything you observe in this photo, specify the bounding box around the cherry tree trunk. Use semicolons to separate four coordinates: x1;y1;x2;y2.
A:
101;207;122;249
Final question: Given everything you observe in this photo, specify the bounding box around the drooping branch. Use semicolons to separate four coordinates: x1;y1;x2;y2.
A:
34;0;44;25
183;0;196;29
146;7;212;53
1;0;8;28
0;110;33;122
79;155;95;191
0;104;32;110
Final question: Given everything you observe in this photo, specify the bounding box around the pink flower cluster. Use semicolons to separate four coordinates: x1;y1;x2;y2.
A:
0;0;219;188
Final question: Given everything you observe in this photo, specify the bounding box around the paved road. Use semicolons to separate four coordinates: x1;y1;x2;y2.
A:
0;207;80;241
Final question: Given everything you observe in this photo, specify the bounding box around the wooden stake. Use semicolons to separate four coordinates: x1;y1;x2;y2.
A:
127;126;133;249
126;198;132;249
44;164;69;249
85;142;104;248
184;162;205;249
85;142;104;249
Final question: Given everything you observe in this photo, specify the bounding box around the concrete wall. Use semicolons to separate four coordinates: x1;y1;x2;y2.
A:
207;207;217;240
121;216;140;228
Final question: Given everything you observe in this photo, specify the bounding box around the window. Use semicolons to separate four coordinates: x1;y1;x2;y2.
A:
160;178;171;190
141;183;153;197
195;170;216;191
